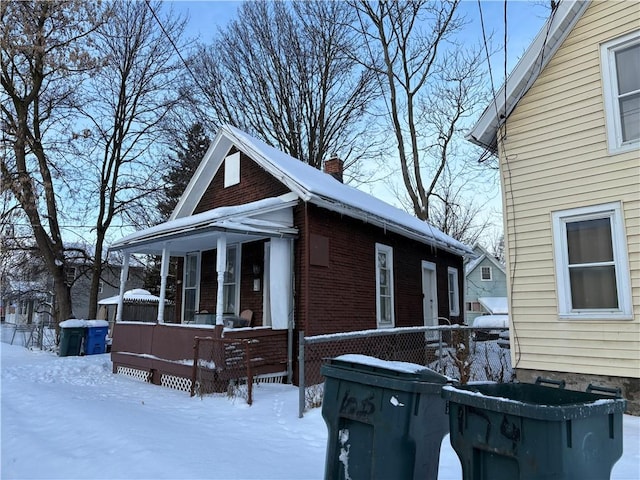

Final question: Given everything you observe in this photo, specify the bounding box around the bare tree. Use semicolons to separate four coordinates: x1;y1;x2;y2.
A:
1;0;103;323
354;0;487;223
75;1;186;319
186;1;379;177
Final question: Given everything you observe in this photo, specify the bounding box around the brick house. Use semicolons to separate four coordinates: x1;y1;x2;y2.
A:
108;125;472;385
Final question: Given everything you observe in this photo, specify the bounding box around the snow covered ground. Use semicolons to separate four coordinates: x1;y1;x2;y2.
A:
2;343;639;480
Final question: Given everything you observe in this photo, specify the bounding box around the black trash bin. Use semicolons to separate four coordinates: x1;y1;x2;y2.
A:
441;380;626;480
59;319;87;357
84;320;109;355
321;354;453;480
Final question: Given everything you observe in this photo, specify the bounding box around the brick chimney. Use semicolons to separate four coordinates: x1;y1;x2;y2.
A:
323;155;344;183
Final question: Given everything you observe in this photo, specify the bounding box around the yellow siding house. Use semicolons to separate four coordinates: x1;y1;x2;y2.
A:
468;0;639;413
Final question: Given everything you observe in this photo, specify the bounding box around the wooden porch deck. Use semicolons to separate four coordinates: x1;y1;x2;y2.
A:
110;322;289;395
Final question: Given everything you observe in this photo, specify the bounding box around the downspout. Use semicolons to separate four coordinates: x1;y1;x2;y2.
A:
116;253;129;323
287;237;295;384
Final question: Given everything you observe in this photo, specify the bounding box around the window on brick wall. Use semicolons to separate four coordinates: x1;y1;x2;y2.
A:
448;267;460;316
183;252;200;323
375;243;395;328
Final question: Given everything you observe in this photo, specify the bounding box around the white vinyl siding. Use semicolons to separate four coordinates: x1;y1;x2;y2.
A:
448;267;460;316
498;1;640;378
600;30;640;153
375;243;395;328
552;203;632;319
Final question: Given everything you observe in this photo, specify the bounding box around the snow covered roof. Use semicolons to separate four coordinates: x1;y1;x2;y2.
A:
167;125;472;257
465;245;505;275
466;1;590;152
98;289;164;305
110;193;299;254
478;297;508;315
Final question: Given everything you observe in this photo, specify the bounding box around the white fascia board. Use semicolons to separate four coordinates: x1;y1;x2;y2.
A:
170;131;233;220
466;0;590;152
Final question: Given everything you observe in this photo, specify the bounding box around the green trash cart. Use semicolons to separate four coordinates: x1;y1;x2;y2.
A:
442;380;626;480
321;354;453;480
59;319;87;356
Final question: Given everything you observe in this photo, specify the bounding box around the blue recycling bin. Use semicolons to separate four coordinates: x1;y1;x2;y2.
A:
84;320;109;355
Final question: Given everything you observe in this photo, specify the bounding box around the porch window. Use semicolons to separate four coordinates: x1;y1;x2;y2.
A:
183;252;200;323
552;203;632;319
223;245;240;314
601;30;640;153
448;267;460;316
375;243;395;328
481;266;492;281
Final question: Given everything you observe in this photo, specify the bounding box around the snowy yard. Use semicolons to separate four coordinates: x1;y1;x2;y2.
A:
1;343;639;480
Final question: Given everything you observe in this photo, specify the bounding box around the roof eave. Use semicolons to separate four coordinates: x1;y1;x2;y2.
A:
466;0;590;152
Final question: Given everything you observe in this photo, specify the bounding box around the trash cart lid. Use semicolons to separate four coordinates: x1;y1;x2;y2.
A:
442;383;627;420
322;354;452;393
59;319;87;328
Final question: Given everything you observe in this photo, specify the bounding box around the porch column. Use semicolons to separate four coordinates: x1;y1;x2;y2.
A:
156;246;170;323
116;253;129;322
215;236;227;326
270;238;292;330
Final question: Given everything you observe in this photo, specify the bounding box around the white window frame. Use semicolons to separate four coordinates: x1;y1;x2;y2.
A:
600;30;640;154
223;244;241;315
182;252;201;323
480;266;493;281
447;267;460;316
375;243;395;328
552;202;632;320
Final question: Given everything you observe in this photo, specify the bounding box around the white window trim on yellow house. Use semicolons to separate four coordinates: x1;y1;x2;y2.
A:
600;29;640;155
552;202;633;320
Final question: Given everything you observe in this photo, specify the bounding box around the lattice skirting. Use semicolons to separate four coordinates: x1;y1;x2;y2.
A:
255;372;286;384
161;373;193;392
117;366;150;382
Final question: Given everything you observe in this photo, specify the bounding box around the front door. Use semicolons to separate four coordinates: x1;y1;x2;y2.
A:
422;261;438;327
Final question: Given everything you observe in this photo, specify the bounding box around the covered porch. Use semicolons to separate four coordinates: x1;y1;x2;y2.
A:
107;194;299;394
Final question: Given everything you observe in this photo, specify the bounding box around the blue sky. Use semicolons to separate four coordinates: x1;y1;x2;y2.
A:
166;0;551;83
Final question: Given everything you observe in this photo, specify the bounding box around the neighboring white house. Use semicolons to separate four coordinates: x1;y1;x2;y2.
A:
467;0;639;413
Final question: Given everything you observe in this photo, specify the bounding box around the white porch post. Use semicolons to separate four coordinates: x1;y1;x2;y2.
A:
157;246;170;323
215;236;227;326
270;238;292;330
116;253;129;322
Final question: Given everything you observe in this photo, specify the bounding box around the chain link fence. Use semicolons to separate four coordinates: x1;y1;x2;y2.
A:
298;325;513;417
1;316;58;350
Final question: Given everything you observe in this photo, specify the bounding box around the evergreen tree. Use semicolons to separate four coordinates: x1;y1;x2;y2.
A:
158;123;210;220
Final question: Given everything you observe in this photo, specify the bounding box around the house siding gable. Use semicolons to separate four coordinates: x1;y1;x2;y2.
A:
500;0;640;379
194;150;291;214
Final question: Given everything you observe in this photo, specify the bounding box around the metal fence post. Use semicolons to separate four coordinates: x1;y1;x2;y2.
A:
438;329;443;373
298;330;305;418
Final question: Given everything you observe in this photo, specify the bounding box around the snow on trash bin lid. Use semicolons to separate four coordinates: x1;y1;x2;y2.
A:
59;319;87;328
85;320;109;328
333;354;453;383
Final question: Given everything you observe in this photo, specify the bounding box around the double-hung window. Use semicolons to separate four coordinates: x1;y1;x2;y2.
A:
183;252;200;323
481;266;492;281
223;245;240;314
448;267;460;316
600;30;640;153
552;203;632;319
375;243;395;328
